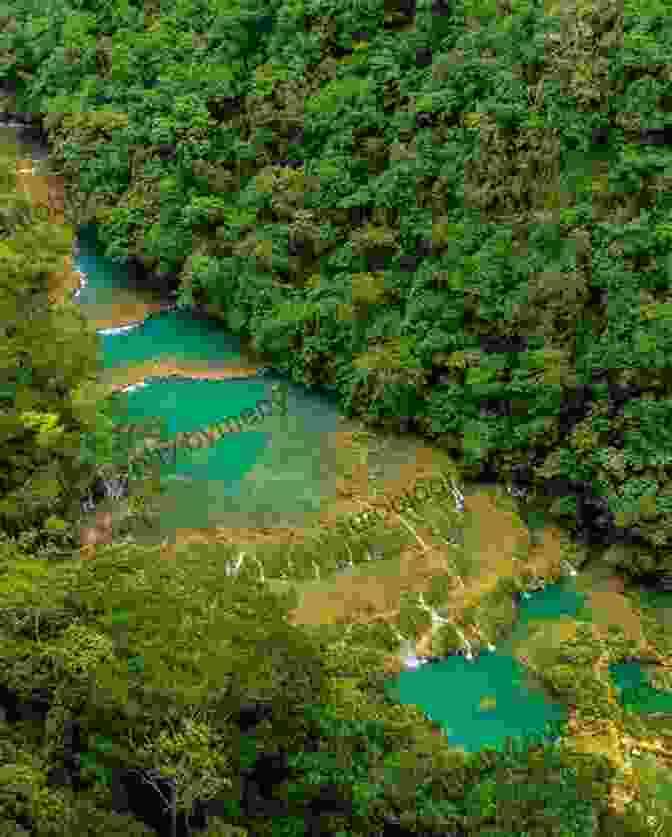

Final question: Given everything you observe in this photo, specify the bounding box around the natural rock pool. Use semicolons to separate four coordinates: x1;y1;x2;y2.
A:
8;122;672;765
385;577;586;753
74;222;349;542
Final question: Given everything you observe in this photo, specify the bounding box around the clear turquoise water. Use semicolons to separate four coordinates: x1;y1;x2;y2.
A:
386;580;587;753
610;661;672;715
498;580;588;650
388;650;566;753
610;586;672;716
73;224;345;541
99;310;251;371
13;124;667;749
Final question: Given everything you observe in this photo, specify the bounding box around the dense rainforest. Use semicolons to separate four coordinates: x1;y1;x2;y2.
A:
3;0;672;578
1;0;672;834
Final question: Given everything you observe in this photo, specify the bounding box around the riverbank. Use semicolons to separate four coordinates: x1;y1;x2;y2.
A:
12;134;660;666
101;358;263;395
14;156;82;307
7;97;672;835
10;144;592;646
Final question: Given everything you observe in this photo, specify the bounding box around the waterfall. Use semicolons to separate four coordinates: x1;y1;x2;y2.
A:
225;551;247;577
395;631;426;669
72;268;87;300
119;381;150;394
104;475;128;501
453;625;474;661
80;474;129;514
449;479;465;513
415;592;474;661
560;559;578;577
97;322;144;336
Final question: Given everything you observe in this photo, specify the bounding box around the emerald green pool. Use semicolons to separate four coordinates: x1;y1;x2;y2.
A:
611;586;672;717
610;662;672;716
73;222;346;541
386;579;588;753
13;126;671;751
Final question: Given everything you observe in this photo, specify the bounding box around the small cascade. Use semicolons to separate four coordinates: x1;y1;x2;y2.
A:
336;555;355;571
517;573;546;598
560;559;578;577
71;269;87;301
453;625;474;661
97;322;144;336
415;592;474;661
79;474;129;514
430;609;451;630
118;380;150;394
394;630;426;670
449;479;465;513
224;551;247;578
103;475;128;501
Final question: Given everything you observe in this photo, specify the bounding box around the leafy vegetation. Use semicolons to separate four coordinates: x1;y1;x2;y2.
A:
3;0;672;577
0;135;163;553
1;0;672;834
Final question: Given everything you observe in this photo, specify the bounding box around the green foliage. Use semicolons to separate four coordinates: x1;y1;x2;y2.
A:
1;0;671;833
0;139;113;546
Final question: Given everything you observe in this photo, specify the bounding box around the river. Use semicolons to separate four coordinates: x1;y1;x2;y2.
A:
6;120;672;762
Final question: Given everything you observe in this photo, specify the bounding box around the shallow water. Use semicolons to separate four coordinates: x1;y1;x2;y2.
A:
111;372;348;535
611;586;672;716
386;578;587;753
11;121;668;747
498;578;587;649
388;650;566;753
610;661;672;716
70;220;350;541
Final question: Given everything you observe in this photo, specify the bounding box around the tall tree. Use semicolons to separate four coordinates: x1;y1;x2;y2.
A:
0;136;122;548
